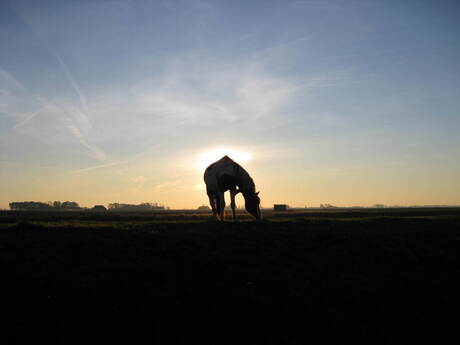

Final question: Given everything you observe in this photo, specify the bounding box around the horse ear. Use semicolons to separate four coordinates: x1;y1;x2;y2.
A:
256;191;259;195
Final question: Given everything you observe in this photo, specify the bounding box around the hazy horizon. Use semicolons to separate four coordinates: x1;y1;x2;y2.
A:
1;0;460;209
4;201;460;211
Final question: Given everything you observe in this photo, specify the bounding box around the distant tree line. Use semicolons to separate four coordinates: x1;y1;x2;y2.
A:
108;203;167;211
9;201;80;211
8;201;168;211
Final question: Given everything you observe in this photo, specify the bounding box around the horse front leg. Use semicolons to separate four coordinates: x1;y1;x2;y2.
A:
230;189;238;222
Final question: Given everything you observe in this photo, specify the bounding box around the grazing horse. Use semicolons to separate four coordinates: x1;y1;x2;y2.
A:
204;155;261;221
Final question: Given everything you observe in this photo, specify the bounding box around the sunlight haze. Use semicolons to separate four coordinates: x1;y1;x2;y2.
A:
195;148;253;171
1;0;459;209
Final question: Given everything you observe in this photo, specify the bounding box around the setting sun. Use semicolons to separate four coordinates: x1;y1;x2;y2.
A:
194;148;253;171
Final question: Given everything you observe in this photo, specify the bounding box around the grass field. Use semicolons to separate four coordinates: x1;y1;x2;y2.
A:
1;208;460;344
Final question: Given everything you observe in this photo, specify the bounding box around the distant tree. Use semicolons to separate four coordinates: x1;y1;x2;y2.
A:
61;201;80;210
91;205;107;211
320;203;337;209
53;201;62;209
9;201;53;210
108;203;119;210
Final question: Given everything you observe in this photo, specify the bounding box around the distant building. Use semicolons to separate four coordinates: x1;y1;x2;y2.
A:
92;205;107;211
274;204;288;211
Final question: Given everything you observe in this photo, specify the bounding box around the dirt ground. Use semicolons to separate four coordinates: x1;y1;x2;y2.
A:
1;209;459;344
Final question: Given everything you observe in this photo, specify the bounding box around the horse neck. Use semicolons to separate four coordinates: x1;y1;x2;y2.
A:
237;169;255;193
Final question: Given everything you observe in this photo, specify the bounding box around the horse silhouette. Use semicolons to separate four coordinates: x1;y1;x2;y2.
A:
204;155;261;221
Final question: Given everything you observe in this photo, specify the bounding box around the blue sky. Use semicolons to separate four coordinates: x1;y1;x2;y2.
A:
1;0;459;208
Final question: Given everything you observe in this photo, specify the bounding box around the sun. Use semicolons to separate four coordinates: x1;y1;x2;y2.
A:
195;148;253;171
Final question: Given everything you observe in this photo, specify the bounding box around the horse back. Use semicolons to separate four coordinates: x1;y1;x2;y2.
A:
204;155;251;193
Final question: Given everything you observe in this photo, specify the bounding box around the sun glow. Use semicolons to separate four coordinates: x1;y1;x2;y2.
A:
195;148;253;171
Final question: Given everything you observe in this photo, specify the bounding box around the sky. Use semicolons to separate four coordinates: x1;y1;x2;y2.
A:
1;0;460;209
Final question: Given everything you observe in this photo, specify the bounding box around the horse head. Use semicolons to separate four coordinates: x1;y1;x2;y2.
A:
244;190;261;220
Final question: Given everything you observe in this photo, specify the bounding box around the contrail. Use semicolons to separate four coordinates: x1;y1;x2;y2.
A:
71;160;129;174
53;54;104;160
65;119;106;161
12;109;42;129
9;4;105;161
0;68;25;90
55;54;89;116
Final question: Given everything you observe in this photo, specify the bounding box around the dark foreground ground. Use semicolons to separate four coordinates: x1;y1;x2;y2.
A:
1;208;460;344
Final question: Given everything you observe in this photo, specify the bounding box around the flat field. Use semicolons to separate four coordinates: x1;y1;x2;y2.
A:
1;208;460;344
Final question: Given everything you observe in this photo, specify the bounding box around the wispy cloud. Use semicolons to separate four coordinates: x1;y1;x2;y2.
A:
130;57;295;124
153;179;183;192
288;0;366;11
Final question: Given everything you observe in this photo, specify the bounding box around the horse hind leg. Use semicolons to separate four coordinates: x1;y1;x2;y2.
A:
208;195;218;220
216;192;225;221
